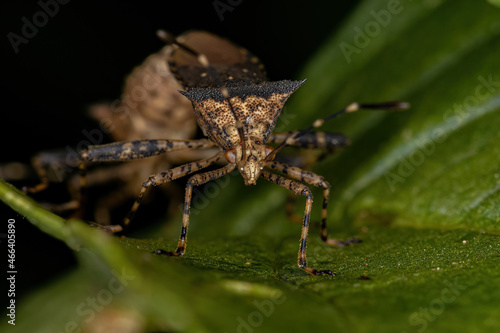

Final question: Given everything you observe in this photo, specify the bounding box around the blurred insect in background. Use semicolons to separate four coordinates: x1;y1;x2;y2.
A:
77;30;408;276
4;40;214;224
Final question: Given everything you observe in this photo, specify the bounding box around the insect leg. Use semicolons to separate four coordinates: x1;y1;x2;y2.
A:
22;150;74;194
265;101;408;161
268;131;350;150
66;161;152;223
82;139;215;163
269;132;350;222
265;161;361;247
121;151;225;230
155;163;236;257
260;170;334;276
23;156;49;193
78;138;216;223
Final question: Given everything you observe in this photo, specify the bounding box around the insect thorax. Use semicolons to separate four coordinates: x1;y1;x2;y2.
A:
181;80;304;149
181;80;304;185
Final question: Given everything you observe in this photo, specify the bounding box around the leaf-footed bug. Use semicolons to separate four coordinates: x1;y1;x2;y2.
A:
79;30;408;276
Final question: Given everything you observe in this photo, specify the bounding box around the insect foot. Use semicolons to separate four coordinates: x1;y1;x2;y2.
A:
301;265;336;277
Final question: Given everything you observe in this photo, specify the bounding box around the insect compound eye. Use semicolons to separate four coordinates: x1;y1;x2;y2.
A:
264;146;275;160
224;148;237;164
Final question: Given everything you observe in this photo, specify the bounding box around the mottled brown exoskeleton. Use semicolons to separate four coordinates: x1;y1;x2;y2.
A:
20;41;215;224
80;30;408;276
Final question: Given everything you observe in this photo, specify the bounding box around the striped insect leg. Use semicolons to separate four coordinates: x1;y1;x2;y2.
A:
23;154;50;194
122;152;224;229
265;161;361;248
76;139;216;230
156;163;236;257
268;132;350;224
268;131;350;150
260;170;333;277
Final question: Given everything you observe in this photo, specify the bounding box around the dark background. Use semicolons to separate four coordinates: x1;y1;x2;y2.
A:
0;0;360;298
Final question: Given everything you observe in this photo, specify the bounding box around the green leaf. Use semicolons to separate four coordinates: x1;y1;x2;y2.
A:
488;0;500;9
287;0;500;232
2;0;500;332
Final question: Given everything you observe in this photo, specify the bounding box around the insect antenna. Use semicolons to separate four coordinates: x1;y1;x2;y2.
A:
265;101;409;161
156;30;247;162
